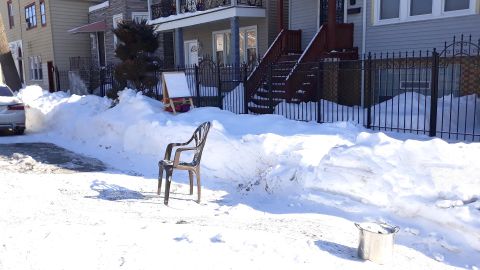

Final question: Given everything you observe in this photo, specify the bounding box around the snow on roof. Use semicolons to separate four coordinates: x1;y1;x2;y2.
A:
89;1;109;13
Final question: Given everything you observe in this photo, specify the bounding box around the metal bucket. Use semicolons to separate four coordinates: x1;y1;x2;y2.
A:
355;222;399;264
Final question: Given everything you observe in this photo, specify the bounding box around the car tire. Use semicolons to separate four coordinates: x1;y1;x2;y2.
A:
13;127;25;135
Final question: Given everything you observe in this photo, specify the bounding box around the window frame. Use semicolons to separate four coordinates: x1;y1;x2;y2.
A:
374;0;477;26
24;3;37;30
7;0;14;29
442;0;475;16
131;12;149;23
407;0;434;19
378;0;402;22
212;25;258;66
112;13;123;48
29;56;43;81
39;0;46;26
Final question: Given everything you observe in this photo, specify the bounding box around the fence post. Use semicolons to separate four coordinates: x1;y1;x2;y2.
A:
366;53;373;129
429;49;440;137
100;67;105;97
216;65;222;109
194;64;200;106
268;64;274;113
54;66;60;91
243;64;249;114
316;61;322;123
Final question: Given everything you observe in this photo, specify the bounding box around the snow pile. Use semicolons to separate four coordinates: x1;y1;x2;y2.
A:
17;86;480;254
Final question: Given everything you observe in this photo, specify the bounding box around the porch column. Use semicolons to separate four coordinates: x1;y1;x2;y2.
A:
175;0;185;67
230;16;240;68
147;0;151;20
175;29;185;67
327;0;337;50
278;0;284;31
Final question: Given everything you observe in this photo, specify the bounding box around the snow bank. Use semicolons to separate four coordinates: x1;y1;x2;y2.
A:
18;86;480;253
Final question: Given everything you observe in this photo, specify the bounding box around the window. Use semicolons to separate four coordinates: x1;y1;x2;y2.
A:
375;0;477;25
375;64;460;98
214;32;229;65
214;27;257;67
40;0;46;26
132;12;149;23
380;0;400;19
112;13;123;48
25;4;37;29
410;0;432;16
7;1;14;28
444;0;470;12
29;56;43;81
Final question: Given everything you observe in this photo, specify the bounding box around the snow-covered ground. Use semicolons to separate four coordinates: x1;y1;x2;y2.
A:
0;86;479;269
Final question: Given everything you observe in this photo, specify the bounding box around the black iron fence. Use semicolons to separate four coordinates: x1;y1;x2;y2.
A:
56;36;479;142
151;0;263;20
254;36;479;142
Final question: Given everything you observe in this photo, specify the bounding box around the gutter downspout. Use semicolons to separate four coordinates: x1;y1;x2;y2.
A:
361;0;367;107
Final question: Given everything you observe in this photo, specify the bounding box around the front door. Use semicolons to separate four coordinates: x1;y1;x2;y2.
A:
319;0;345;26
184;40;199;66
47;61;55;92
97;32;106;67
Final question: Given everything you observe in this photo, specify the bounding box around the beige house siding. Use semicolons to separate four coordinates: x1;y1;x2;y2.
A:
1;0;99;89
50;0;93;71
1;0;55;88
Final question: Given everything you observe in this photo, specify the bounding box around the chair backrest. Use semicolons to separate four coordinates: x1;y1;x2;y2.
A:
192;122;211;165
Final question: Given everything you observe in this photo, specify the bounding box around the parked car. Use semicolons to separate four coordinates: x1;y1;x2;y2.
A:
0;85;26;135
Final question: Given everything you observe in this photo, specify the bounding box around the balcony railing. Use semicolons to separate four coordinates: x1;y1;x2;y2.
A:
151;0;263;20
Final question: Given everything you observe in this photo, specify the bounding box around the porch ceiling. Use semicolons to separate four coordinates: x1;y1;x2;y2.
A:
149;6;265;32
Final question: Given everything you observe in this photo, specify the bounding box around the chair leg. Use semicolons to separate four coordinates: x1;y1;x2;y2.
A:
195;169;201;203
188;171;194;195
158;163;164;195
164;168;173;205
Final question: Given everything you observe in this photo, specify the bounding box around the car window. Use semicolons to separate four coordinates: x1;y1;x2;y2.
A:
0;86;13;97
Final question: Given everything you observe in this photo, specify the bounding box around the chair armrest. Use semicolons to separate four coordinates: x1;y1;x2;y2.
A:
173;147;197;166
164;142;190;160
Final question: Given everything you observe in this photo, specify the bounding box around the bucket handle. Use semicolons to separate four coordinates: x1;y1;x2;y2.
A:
355;223;400;233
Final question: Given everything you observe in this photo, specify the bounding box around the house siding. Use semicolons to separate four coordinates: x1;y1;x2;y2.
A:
88;0;148;65
289;0;318;49
1;0;56;89
365;0;480;53
346;0;364;54
50;0;92;71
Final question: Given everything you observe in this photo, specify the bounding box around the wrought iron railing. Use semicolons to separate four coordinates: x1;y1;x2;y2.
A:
151;0;176;20
151;0;263;20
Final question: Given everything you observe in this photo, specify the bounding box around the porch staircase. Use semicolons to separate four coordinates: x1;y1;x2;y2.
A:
248;53;303;114
246;24;358;114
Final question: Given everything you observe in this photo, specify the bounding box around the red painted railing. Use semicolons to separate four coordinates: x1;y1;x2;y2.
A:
284;23;355;100
246;29;302;100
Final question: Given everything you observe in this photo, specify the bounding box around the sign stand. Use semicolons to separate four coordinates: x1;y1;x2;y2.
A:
161;71;194;114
